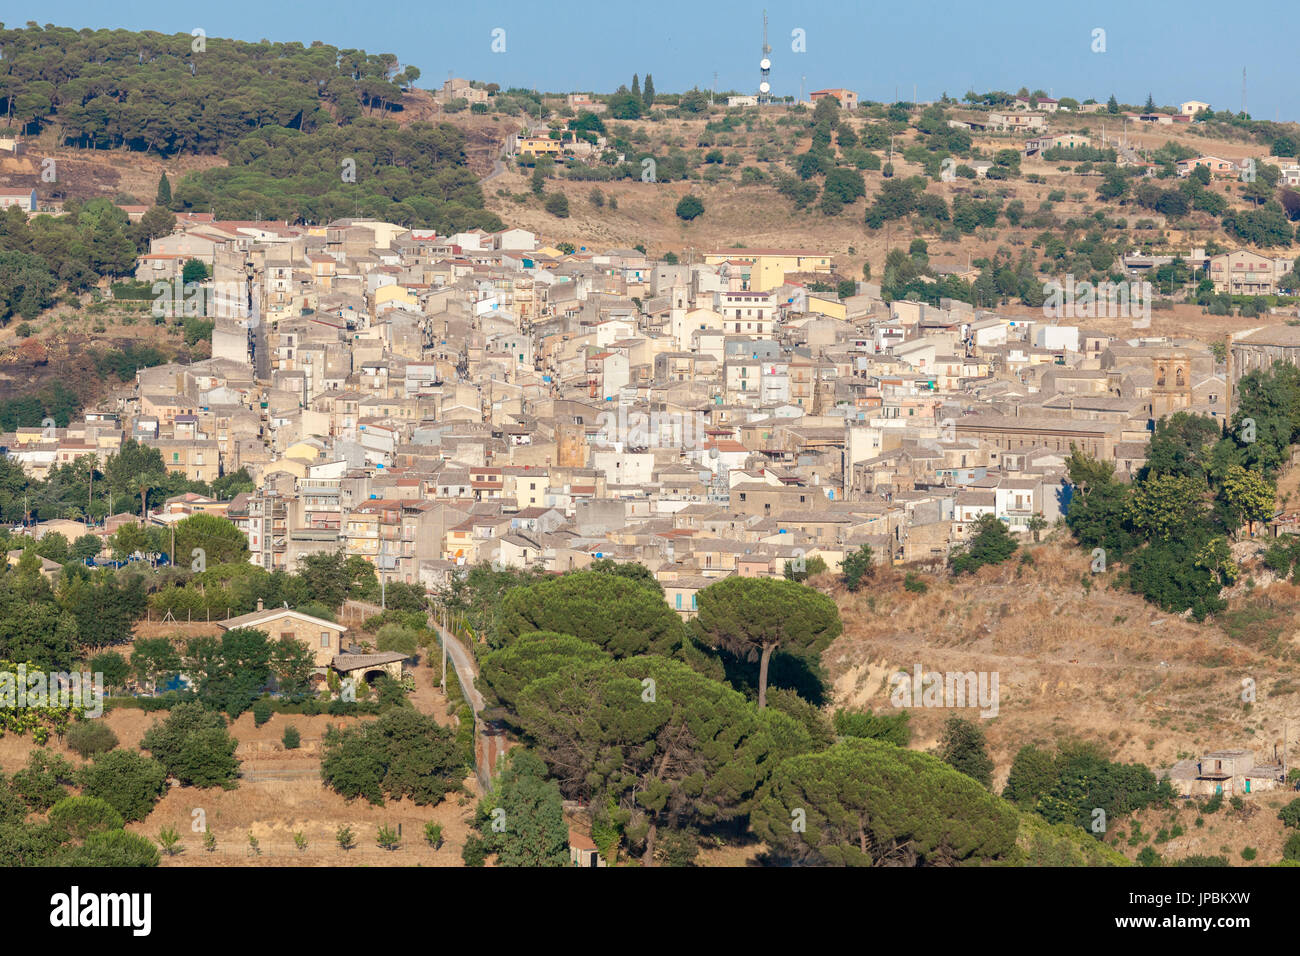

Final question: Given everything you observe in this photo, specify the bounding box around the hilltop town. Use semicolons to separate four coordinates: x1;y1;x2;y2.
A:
4;22;1300;877
7;208;1295;587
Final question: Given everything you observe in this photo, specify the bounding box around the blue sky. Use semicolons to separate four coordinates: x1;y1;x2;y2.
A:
11;0;1299;121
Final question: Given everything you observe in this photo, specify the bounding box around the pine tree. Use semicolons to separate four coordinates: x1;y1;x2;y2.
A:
1144;92;1156;113
1106;94;1119;114
156;172;171;207
642;74;655;110
631;74;640;100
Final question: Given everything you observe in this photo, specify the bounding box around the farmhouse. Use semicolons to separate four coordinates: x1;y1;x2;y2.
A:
218;604;349;672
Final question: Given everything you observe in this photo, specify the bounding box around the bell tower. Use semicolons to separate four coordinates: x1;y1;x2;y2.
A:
1151;352;1191;419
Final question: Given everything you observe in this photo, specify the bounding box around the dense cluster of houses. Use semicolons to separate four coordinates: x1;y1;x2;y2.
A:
5;205;1300;621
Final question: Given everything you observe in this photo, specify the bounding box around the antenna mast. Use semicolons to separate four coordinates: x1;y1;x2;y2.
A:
757;10;772;104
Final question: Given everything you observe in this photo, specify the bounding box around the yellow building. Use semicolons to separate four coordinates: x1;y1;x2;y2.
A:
508;469;551;510
518;135;563;158
702;248;833;292
373;283;419;312
805;294;847;320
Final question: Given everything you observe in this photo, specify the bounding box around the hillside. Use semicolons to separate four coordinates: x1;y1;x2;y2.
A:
479;99;1300;325
816;526;1300;864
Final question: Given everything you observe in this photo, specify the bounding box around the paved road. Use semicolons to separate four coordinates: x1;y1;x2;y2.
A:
430;618;505;790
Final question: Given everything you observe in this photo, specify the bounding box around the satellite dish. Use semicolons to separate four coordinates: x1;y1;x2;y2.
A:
760;57;771;70
759;81;771;94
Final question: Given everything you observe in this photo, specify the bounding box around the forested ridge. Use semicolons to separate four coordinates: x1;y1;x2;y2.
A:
0;24;501;231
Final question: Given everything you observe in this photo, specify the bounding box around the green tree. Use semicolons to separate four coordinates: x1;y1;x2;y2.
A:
939;716;994;788
139;700;240;788
320;707;461;806
607;86;642;120
833;707;912;746
1125;473;1206;540
841;543;876;591
751;738;1019;865
950;514;1018;574
76;749;167;822
174;513;249;566
129;637;181;694
543;192;570;218
1219;464;1276;531
1278;797;1300;829
156;172;172;207
66;720;119;759
477;750;569;867
1003;745;1058;808
693;577;842;708
498;570;685;658
515;654;811;864
181;258;209;285
10;750;75;811
477;631;606;717
675;195;704;221
48;796;124;841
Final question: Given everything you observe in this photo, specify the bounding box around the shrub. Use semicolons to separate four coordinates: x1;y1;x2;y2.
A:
320;708;461;806
76;749;168;822
336;825;356;851
88;651;130;689
140;700;240;788
833;707;911;746
377;824;400;850
1278;797;1300;829
543;193;570;218
841;544;875;591
11;751;76;811
1285;832;1300;861
66;720;120;759
48;796;124;840
675;195;704;220
282;725;301;749
424;821;444;849
69;829;160;867
951;514;1018;575
462;833;489;866
252;699;273;727
157;826;182;855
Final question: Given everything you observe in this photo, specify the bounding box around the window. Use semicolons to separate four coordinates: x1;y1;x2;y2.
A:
675;594;682;609
320;632;331;648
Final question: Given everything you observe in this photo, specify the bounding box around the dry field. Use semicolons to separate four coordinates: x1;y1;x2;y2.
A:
824;535;1297;791
0;659;484;867
483;105;1295;307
